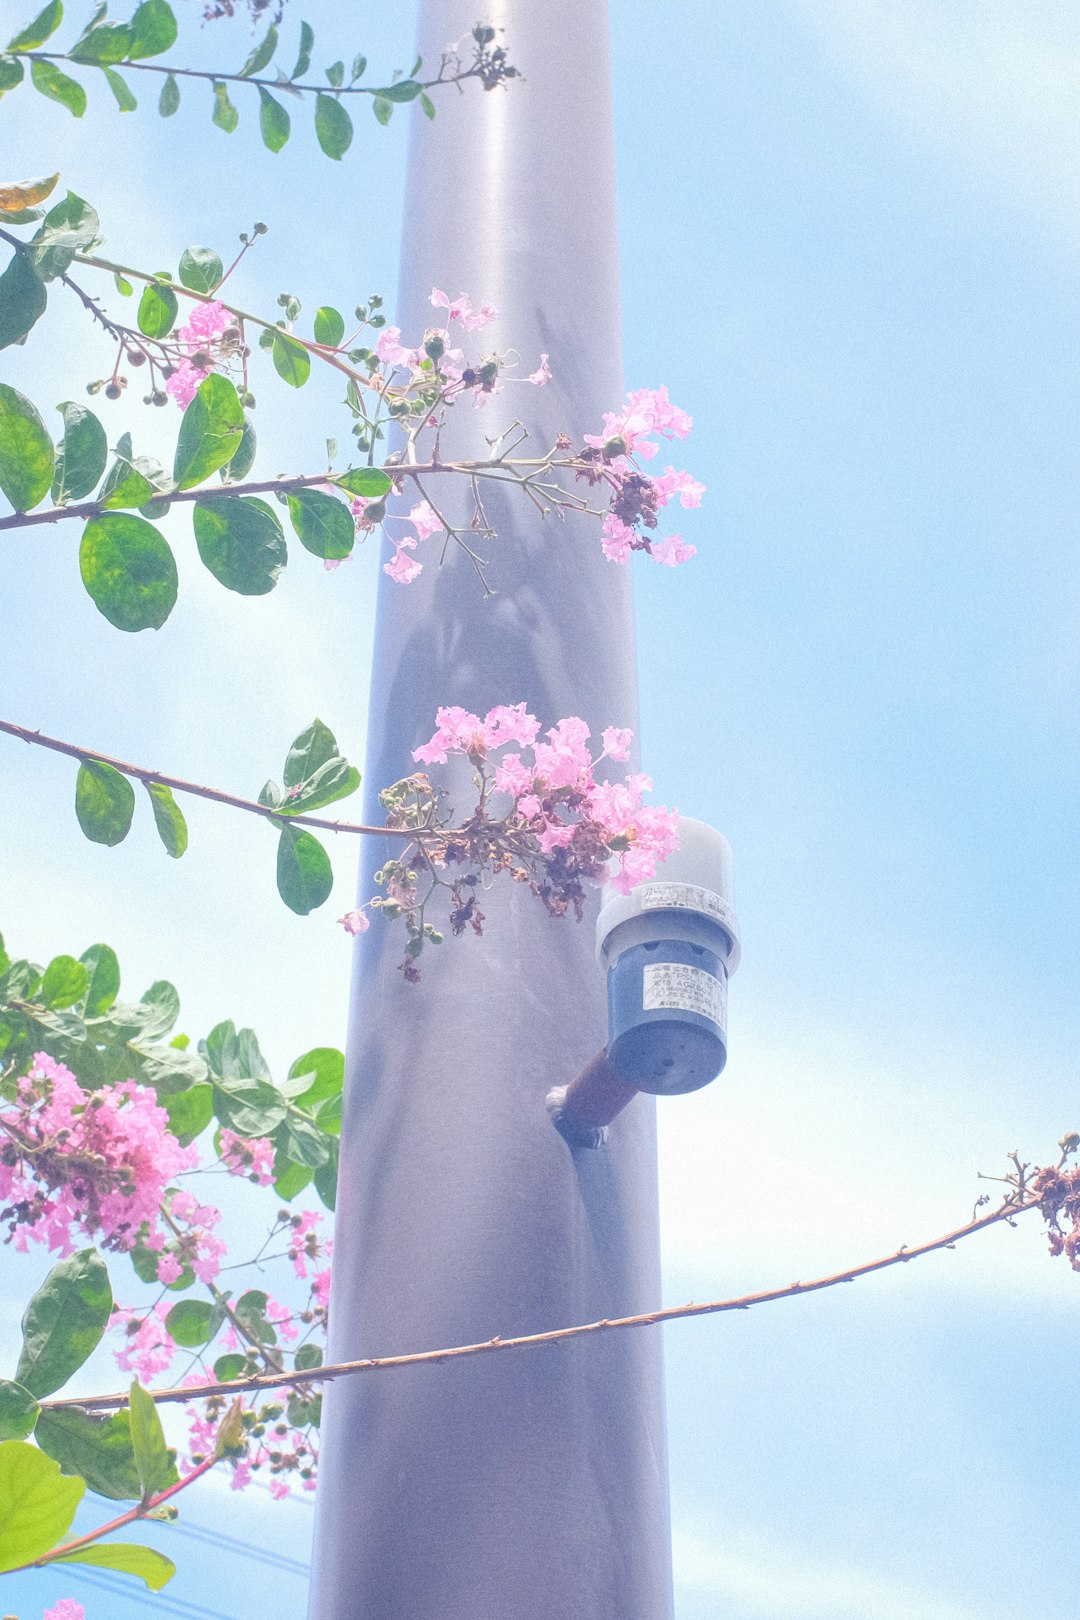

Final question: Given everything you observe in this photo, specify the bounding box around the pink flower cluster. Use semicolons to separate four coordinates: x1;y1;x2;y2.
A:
412;704;679;893
165;300;234;409
582;386;702;567
44;1603;84;1620
110;1301;178;1383
288;1208;333;1280
219;1128;275;1187
0;1054;197;1257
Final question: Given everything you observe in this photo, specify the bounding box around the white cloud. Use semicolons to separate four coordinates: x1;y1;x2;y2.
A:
673;1523;984;1620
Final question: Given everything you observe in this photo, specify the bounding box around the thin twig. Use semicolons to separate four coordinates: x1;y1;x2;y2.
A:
39;1192;1041;1415
0;718;421;840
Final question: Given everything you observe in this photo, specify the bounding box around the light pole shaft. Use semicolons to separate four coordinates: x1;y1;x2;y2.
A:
307;4;674;1616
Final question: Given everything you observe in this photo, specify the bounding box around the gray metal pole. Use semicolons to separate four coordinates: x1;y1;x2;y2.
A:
307;3;674;1615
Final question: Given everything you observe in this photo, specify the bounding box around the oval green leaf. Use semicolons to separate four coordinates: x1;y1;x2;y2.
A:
51;401;107;502
290;19;314;79
240;22;278;76
0;1382;39;1443
258;86;290;152
313;304;344;347
80;512;178;631
314;91;352;159
271;330;310;387
137;280;177;339
69;21;134;65
29;57;85;115
211;79;238;132
164;1299;215;1348
55;1539;176;1590
173;372;243;489
222;413;256;481
35;1406;141;1500
287;488;353;558
127;0;177;60
277;825;333;915
0;383;53;511
79;941;120;1016
193;494;286;595
178;245;223;295
332;466;391;500
158;70;179;115
103;65;137;110
28;192;99;281
145;780;188;857
0;1440;84;1573
7;0;64;52
42;954;89;1010
75;758;135;846
14;1249;112;1399
162;1081;213;1145
0;250;47;350
129;1379;178;1497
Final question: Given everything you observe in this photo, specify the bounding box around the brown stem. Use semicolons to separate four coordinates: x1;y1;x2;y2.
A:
39;1192;1043;1415
0;718;422;841
21;50;481;98
2;1448;220;1576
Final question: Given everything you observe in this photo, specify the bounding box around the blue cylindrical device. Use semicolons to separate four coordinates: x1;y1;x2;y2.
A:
597;819;741;1096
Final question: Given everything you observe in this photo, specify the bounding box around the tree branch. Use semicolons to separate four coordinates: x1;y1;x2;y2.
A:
40;1191;1042;1415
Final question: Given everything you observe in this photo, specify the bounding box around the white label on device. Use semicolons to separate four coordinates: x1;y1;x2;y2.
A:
639;882;734;932
642;962;725;1028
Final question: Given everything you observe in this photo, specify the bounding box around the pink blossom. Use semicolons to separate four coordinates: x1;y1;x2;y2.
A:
601;726;634;763
165;301;232;408
650;533;696;567
270;1478;291;1500
626;384;692;440
482;703;541;749
384;545;423;585
185;300;231;342
412;706;486;765
219;1128;275;1186
111;1303;177;1382
156;1252;182;1285
266;1296;299;1342
407;500;442;542
230;1459;253;1491
338;908;370;936
44;1602;85;1620
536;820;577;854
164;358;209;410
430;289;497;331
313;1267;332;1310
527;353;552;386
600;513;635;563
493;751;535;800
653;466;705;509
375;326;414;368
532;716;593;791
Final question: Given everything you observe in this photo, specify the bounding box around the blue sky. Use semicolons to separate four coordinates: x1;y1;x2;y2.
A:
1;1;1078;1616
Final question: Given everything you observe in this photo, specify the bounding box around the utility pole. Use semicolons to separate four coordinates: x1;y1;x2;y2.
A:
307;3;674;1615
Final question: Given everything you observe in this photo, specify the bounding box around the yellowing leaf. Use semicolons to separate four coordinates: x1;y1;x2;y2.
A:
0;173;59;214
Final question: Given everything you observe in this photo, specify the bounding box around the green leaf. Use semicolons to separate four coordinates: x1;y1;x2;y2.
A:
138;978;180;1039
0;56;25;98
75;758;135;845
274;1112;329;1169
35;1406;141;1500
0;383;54;511
161;1081;213;1145
158;70;179;115
380;78;422;102
325;60;343;88
145;781;188;857
137;279;177;338
331;465;391;500
258;86;290;151
314;92;352;159
234;1290;277;1346
213;1074;286;1136
0;250;47;350
69;20;134;65
27;191;98;281
373;94;392;126
200;1019;270;1082
79;941;120;1016
0;1440;84;1574
29;57;86;115
271;330;310;387
178;245;223;295
313;305;344;347
103;65;136;109
350;53;366;82
114;270;133;295
276;825;333;915
129;1380;178;1498
127;0;177;59
287;1046;344;1107
283;718;337;790
213;1353;246;1382
164;1299;215;1348
211;79;238;132
273;1152;312;1200
80;513;177;631
42;954;89;1010
315;1092;341;1135
0;1382;39;1443
222;414;256;481
98;432;163;509
15;1249;112;1399
290;19;313;79
54;1539;176;1590
174;372;244;489
193;494;286;595
7;0;64;51
314;1140;338;1210
287;488;353;558
51;401;106;502
420;91;436;121
240;22;278;76
294;1343;322;1371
